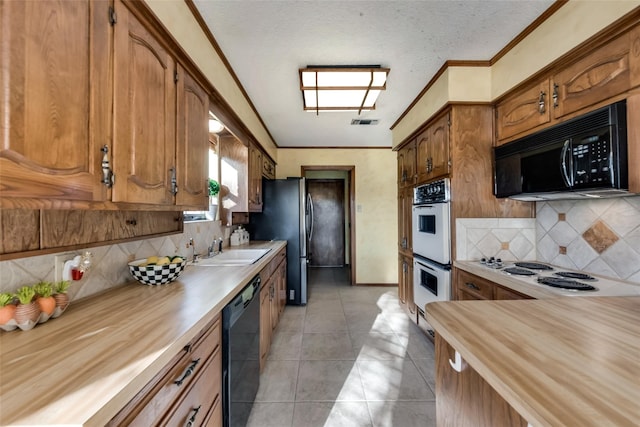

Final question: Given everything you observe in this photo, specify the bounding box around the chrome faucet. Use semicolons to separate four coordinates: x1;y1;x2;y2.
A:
189;237;199;263
208;237;223;257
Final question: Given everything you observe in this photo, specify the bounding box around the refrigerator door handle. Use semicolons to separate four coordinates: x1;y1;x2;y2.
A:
307;193;314;243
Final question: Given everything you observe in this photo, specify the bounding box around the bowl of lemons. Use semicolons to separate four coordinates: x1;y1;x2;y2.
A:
128;255;187;285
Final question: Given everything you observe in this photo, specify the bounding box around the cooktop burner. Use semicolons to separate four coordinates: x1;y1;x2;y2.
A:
537;277;597;291
503;267;537;276
515;262;553;271
554;271;596;281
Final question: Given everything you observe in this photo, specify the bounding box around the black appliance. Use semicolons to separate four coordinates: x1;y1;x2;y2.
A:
222;275;261;427
247;177;311;305
494;100;629;200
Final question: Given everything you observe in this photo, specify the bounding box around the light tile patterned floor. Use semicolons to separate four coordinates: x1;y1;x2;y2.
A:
246;267;437;427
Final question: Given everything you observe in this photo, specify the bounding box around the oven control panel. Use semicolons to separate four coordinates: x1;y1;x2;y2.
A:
414;178;450;204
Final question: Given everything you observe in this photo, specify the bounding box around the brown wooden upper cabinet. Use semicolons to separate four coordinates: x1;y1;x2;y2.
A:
0;0;111;202
248;142;263;212
416;112;450;184
0;0;209;210
497;29;639;144
262;155;276;180
397;140;417;188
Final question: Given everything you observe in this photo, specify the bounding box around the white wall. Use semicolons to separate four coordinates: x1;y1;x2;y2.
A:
277;149;397;285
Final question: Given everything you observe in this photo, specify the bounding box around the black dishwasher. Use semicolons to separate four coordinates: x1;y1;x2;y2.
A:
222;275;261;427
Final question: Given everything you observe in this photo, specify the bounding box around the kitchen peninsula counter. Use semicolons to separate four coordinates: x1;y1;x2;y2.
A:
0;240;286;427
426;296;640;426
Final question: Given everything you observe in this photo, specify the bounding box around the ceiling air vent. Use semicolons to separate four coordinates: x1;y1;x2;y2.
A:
351;119;379;125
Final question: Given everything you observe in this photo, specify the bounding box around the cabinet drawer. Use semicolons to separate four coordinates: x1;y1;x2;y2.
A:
496;78;551;142
162;348;222;426
455;270;494;300
494;286;532;300
108;316;221;426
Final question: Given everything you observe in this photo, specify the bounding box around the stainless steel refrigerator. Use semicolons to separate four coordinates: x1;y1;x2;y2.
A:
247;177;313;305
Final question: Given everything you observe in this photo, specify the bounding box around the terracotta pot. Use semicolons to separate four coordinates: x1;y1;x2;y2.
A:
54;293;70;311
14;301;41;324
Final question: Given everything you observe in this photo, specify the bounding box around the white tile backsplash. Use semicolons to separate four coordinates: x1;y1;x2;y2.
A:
0;220;228;302
456;218;536;262
457;196;640;283
537;197;640;282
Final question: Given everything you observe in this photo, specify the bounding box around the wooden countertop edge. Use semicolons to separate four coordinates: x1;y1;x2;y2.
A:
425;297;640;427
0;241;287;427
426;301;544;425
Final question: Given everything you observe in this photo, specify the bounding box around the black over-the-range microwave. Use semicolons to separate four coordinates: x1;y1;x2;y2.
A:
493;100;630;201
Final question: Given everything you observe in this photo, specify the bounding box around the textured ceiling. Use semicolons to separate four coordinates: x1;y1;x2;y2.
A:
193;0;556;148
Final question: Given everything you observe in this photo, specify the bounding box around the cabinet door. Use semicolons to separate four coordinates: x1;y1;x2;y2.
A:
397;256;407;304
176;65;209;209
262;155;276;180
219;136;248;225
112;0;176;205
397;140;416;188
428;112;450;180
259;284;271;371
496;79;551;143
248;142;263;212
553;34;631;119
398;187;413;254
0;0;111;201
405;255;415;314
415;129;430;183
270;280;279;333
435;334;528;426
278;261;287;315
631;25;640;89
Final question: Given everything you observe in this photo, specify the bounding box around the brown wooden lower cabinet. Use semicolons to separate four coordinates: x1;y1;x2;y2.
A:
454;268;533;301
435;333;528;426
107;315;221;427
259;246;287;371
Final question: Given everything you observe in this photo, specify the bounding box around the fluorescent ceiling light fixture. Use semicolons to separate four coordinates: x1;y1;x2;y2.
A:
299;66;389;115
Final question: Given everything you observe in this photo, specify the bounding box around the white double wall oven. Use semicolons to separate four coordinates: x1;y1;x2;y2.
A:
411;179;452;313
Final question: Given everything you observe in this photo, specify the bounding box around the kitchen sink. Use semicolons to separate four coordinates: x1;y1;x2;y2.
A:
193;248;271;266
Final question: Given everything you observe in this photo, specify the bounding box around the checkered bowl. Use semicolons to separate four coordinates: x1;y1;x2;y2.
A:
128;258;187;285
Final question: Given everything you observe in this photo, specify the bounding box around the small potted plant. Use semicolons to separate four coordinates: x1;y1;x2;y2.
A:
53;280;71;317
14;285;40;328
208;178;220;219
0;293;16;326
34;281;56;321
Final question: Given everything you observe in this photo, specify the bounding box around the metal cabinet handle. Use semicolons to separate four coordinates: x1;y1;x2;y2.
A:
184;405;201;427
552;83;559;108
100;145;114;188
538;91;546;114
465;282;480;291
174;358;200;386
170;167;178;195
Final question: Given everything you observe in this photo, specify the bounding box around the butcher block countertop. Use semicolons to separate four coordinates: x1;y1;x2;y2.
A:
0;240;286;427
426;296;640;427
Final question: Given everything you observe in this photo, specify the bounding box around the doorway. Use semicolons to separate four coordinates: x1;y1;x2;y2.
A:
307;179;345;267
302;166;355;285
